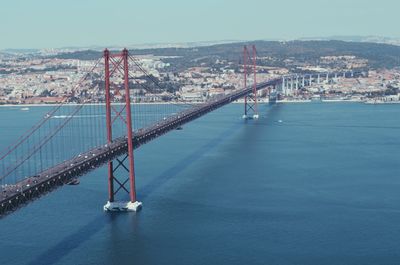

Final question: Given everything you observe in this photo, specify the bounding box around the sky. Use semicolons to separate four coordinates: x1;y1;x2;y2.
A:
0;0;399;49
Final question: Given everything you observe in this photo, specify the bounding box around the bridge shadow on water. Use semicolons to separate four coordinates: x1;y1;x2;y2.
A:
25;216;108;265
139;103;283;201
26;119;246;265
138;121;244;200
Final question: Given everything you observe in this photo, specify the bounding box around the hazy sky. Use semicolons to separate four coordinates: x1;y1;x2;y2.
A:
0;0;398;49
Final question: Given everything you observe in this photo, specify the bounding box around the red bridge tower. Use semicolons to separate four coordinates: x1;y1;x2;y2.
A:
103;49;142;212
243;45;259;120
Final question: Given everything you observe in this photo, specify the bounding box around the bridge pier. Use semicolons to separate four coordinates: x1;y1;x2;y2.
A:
269;85;277;104
290;76;294;95
104;201;142;212
103;49;142;212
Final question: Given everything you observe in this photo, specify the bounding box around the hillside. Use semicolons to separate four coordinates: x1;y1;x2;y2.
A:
51;40;400;71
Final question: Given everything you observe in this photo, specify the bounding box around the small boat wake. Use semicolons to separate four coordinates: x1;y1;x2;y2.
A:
51;114;105;119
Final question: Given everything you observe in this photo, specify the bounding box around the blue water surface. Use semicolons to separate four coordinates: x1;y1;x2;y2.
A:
1;102;400;265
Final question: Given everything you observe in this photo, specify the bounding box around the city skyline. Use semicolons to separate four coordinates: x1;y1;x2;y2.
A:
1;0;399;49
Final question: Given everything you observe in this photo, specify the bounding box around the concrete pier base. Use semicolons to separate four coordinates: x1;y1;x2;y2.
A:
103;201;142;212
242;114;259;120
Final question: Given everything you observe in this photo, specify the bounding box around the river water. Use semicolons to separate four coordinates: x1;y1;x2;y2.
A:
1;102;400;265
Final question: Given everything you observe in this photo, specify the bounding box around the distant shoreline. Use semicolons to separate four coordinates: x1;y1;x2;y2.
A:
0;102;199;107
0;99;367;108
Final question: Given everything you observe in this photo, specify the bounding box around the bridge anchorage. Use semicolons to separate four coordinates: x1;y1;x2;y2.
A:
242;45;259;120
102;49;142;212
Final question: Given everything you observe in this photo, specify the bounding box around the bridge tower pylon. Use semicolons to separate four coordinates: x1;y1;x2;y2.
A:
103;48;142;212
243;45;259;120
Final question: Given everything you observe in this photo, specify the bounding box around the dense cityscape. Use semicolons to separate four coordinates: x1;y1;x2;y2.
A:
1;41;400;105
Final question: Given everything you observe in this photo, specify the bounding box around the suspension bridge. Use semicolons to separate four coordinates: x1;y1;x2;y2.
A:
0;46;362;217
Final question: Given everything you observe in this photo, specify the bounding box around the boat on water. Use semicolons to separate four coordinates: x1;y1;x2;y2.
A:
66;178;80;185
20;107;30;111
176;126;183;130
